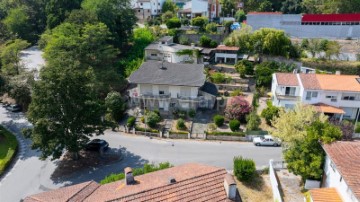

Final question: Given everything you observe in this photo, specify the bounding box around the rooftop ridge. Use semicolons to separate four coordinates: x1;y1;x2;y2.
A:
69;181;100;202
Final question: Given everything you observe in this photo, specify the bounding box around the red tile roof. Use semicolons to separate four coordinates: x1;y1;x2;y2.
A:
310;188;343;202
312;103;345;114
275;73;299;86
215;45;239;51
323;141;360;200
302;13;360;22
24;163;238;202
299;74;322;90
299;74;360;92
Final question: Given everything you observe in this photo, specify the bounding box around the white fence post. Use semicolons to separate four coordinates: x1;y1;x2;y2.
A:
269;159;283;202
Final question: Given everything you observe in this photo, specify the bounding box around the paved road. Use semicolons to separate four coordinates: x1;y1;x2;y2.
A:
0;107;282;202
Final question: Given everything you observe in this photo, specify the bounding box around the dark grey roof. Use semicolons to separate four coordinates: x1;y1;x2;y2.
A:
201;48;214;54
129;61;205;87
200;82;218;96
159;36;173;42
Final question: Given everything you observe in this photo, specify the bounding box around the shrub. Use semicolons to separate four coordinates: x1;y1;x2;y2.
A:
199;35;212;47
209;40;218;48
229;119;241;132
100;162;172;184
261;102;280;125
355;123;360;133
181;18;190;25
179;36;190;45
225;96;252;122
188;109;196;118
210;72;226;83
166;17;181;29
206;22;218;34
235;60;254;77
191;16;208;31
233;156;256;182
178;110;187;119
146;111;161;128
207;123;217;132
161;11;174;23
213;115;225;127
0;126;18;174
176;118;186;130
230;89;243;96
246;112;261;131
127;116;136;128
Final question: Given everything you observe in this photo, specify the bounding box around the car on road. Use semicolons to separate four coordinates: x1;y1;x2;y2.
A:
7;104;22;112
85;139;109;151
253;135;281;147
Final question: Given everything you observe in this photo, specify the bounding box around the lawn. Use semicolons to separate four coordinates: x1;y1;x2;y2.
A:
0;125;18;175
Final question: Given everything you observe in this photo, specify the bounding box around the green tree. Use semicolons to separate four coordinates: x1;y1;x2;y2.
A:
220;0;236;17
224;25;253;53
146;111;161;128
82;0;136;48
285;120;342;182
191;16;208;32
325;41;340;60
261;102;279;125
229;119;241;132
235;10;246;23
259;0;273;11
3;6;32;42
281;0;303;14
162;0;177;13
205;22;218;34
166;17;181;29
161;11;174;24
251;28;292;56
246;112;261;131
1;39;30;75
27;62;107;160
105;91;126;122
7;71;34;110
45;0;82;29
65;9;99;26
271;104;328;145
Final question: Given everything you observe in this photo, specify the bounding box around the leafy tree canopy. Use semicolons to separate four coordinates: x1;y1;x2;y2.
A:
162;0;177;13
1;39;30;76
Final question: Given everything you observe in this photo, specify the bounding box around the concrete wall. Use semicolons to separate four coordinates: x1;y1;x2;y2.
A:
269;159;283;202
178;34;225;44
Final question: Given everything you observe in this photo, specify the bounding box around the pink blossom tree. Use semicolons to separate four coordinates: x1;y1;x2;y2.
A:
224;96;252;122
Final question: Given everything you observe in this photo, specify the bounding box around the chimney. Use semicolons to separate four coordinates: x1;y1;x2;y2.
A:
224;174;237;200
335;70;341;75
125;167;135;185
168;177;176;184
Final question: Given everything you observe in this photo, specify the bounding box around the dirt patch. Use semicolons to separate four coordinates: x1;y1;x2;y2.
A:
51;150;121;179
277;170;303;202
236;174;273;202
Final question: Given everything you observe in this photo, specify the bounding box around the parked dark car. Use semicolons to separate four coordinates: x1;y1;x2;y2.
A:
85;139;109;151
7;104;22;112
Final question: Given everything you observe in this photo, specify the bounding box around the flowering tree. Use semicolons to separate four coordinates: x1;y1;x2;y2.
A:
224;96;251;121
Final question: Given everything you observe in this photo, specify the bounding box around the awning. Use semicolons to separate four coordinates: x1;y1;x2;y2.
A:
312;103;345;114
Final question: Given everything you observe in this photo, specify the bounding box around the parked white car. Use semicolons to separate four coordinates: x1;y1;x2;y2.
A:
253;135;281;147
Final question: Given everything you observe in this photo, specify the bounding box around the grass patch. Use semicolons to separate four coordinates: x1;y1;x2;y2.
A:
301;58;360;75
0;125;18;175
236;173;273;202
100;162;172;184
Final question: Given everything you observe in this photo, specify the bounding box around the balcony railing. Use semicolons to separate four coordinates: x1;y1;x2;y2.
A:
177;94;201;102
139;92;171;99
275;93;300;100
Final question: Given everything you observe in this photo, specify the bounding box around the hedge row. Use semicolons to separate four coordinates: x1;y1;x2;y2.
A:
169;131;188;135
302;58;360;75
205;131;245;137
100;162;172;184
0;126;18;175
135;125;159;133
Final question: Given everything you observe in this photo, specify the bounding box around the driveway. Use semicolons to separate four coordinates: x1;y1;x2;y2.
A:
0;107;282;202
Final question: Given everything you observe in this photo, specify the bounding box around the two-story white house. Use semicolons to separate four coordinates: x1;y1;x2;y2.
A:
128;61;218;112
318;141;360;202
131;0;165;21
271;73;360;120
145;36;202;64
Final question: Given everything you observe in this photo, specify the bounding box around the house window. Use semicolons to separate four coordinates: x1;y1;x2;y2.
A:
326;95;337;102
140;3;143;5
151;53;157;57
159;91;165;95
306;91;318;100
306;92;311;100
342;93;358;101
170;103;176;107
285;87;296;96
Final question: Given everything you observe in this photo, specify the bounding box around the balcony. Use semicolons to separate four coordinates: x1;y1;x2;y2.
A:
177;94;202;102
139;92;171;100
275;93;300;101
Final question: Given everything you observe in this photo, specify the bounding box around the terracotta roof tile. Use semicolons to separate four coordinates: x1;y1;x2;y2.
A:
275;73;299;86
215;45;239;51
299;74;360;92
25;163;239;202
312;103;345;114
310;188;343;202
323;141;360;200
24;181;99;202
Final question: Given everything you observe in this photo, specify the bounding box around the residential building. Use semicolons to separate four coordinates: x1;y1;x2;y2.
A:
215;45;239;64
24;163;240;202
131;0;165;22
145;36;202;64
247;12;360;39
271;73;360;120
178;0;221;19
321;141;360;202
128;61;217;111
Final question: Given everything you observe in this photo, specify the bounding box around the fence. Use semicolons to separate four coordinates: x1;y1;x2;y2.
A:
269;159;283;202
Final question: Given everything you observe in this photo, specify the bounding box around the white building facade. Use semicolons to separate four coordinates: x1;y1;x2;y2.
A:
272;73;360;120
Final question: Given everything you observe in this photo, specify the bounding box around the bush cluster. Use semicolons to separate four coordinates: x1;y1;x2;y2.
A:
146;111;161;128
127;116;136;128
213;115;224;127
0;126;18;174
229;119;241;132
206;131;245;137
176;118;186;130
233;156;256;182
